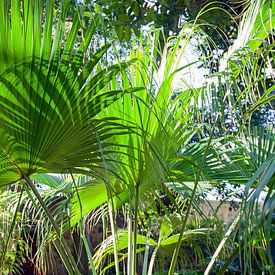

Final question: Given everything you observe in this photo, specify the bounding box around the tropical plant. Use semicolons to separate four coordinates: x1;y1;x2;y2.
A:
0;0;141;273
0;0;274;274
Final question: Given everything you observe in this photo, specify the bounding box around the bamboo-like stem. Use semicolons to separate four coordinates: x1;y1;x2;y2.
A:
23;174;81;275
132;183;140;275
127;197;133;275
148;246;159;275
142;229;151;275
108;199;120;274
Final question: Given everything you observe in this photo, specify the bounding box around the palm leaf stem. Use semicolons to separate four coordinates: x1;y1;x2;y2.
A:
107;199;120;274
142;230;151;275
127;190;133;275
148;236;161;275
132;183;140;275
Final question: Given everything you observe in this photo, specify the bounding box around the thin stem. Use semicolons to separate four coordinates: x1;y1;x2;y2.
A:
23;175;81;275
148;246;159;275
132;183;140;275
127;197;133;275
142;229;151;275
108;200;120;274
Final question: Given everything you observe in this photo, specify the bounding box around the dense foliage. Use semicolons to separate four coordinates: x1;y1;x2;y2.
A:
0;0;274;274
81;0;242;45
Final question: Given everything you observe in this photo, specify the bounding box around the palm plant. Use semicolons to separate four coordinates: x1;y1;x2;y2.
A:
3;23;240;273
0;0;141;273
0;0;274;274
91;1;275;273
202;0;275;272
64;22;264;274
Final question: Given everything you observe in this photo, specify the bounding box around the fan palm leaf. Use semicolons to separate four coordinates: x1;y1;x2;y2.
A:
0;0;141;186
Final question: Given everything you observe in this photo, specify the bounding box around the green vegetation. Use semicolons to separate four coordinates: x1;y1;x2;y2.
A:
0;0;274;274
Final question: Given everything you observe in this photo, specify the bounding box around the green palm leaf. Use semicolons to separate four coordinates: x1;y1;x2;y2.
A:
0;0;141;186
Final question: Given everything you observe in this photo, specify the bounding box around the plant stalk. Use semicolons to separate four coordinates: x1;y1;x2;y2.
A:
142;229;151;275
132;183;140;275
148;246;159;275
108;199;120;274
127;198;133;275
